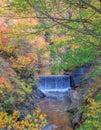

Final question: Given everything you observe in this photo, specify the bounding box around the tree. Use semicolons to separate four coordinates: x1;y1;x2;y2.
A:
22;0;101;73
1;0;101;73
23;0;101;41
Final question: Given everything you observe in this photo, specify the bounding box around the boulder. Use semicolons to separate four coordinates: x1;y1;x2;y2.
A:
70;111;84;130
33;89;46;101
69;88;83;109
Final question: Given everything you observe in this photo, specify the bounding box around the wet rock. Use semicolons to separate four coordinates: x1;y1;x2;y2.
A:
43;124;57;130
15;89;46;116
25;89;46;111
67;108;78;114
69;87;83;109
33;89;46;101
70;111;84;130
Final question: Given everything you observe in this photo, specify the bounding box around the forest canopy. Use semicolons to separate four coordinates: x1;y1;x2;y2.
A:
0;1;101;130
0;0;101;73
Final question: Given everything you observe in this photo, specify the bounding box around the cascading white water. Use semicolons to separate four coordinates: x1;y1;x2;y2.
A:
38;64;91;98
38;75;71;94
37;64;91;130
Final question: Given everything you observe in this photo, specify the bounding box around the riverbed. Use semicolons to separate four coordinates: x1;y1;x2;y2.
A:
37;92;73;130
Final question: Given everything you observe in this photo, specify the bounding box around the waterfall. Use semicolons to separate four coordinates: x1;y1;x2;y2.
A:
38;75;71;93
38;64;91;97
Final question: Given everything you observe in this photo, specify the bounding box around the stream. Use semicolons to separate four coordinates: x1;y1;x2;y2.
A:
37;75;73;130
37;92;73;130
37;64;91;130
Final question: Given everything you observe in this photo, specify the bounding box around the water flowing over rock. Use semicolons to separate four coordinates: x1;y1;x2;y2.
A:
37;64;92;130
38;75;71;94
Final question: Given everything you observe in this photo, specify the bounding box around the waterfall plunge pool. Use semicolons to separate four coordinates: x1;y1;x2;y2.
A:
37;75;72;130
37;64;91;129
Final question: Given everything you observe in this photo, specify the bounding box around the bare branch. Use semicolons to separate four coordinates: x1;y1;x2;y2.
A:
81;0;101;14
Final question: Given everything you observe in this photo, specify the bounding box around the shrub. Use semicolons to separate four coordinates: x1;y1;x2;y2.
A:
0;109;47;130
0;75;35;112
78;95;101;130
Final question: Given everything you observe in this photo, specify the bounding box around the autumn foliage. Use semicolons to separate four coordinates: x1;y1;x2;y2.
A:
11;53;38;69
0;76;12;89
0;22;40;122
0;110;47;130
0;23;47;128
0;24;17;57
0;25;10;46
